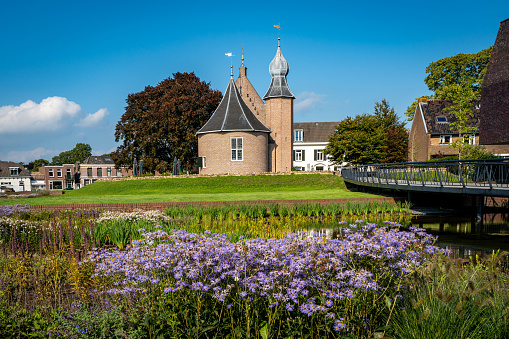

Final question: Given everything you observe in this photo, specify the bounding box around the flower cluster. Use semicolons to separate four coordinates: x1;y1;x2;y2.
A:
85;222;446;331
0;204;29;216
96;209;170;224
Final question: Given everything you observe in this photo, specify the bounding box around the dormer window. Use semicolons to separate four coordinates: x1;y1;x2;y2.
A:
436;116;448;123
9;167;19;176
294;129;303;142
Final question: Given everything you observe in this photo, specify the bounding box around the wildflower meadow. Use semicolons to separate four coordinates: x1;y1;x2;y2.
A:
0;203;508;338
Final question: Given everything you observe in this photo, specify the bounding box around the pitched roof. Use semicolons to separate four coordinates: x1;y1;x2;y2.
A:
483;18;509;87
82;156;115;165
418;100;480;135
0;161;31;177
293;122;340;143
197;77;271;134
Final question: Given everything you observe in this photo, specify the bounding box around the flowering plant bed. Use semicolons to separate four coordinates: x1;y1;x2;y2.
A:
83;222;445;338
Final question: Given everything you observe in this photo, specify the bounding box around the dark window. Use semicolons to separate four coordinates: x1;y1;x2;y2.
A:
97;168;102;177
87;168;92;177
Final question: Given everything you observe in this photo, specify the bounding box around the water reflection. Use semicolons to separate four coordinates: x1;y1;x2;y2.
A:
307;213;509;259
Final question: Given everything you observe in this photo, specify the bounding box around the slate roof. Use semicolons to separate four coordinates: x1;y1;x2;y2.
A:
483;18;509;87
82;156;116;165
263;39;295;100
0;161;31;177
293;122;340;143
418;100;480;135
197;77;271;134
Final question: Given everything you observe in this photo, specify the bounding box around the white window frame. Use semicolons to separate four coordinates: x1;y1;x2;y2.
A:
48;169;54;177
295;150;303;161
107;168;112;177
202;156;207;168
57;169;62;177
231;137;243;161
439;135;452;145
316;150;325;161
466;134;475;145
294;129;303;142
9;167;19;176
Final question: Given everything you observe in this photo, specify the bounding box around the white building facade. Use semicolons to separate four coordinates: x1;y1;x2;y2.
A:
0;161;32;192
292;122;342;171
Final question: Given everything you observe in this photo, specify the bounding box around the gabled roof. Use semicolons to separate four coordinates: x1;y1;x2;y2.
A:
0;161;31;178
418;100;480;135
293;122;340;143
82;156;115;165
483;18;509;87
197;77;271;134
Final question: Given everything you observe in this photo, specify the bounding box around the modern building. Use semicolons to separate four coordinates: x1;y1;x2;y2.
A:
292;122;341;171
197;35;294;174
0;161;32;192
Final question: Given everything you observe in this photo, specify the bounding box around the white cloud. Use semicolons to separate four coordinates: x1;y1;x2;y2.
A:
92;146;116;156
0;96;110;133
0;147;61;164
76;108;110;127
294;92;327;115
0;96;81;133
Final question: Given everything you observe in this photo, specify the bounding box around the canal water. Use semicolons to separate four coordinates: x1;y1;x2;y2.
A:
309;212;509;259
410;213;509;259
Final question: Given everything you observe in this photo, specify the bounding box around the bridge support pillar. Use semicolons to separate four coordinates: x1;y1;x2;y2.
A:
476;195;484;235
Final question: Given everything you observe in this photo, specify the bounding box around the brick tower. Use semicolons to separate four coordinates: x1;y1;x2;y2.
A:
263;36;295;173
480;18;509;145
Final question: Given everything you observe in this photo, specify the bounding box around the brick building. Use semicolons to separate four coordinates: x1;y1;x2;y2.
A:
197;36;294;174
39;163;79;190
408;99;481;161
480;18;509;147
80;155;122;187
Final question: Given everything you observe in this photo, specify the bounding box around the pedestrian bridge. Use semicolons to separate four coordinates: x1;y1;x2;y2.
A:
342;159;509;198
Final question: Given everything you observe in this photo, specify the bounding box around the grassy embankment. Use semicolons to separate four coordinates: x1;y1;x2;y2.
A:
0;174;381;205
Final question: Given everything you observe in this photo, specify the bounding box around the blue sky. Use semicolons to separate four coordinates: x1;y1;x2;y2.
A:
1;0;507;164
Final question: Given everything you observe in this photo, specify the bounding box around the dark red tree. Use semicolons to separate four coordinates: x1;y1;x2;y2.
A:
113;72;222;172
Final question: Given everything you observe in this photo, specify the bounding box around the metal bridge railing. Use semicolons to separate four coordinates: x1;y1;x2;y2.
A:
342;159;509;189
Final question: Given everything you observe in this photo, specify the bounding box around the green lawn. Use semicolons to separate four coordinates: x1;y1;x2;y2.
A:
0;174;380;205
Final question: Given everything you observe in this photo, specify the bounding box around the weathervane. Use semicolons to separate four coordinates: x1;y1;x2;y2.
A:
225;52;235;77
274;24;281;46
241;45;244;67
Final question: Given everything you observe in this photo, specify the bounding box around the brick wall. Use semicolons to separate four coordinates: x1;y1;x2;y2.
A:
198;131;269;174
480;19;509;145
266;97;293;172
236;67;267;126
408;104;429;161
28;197;399;213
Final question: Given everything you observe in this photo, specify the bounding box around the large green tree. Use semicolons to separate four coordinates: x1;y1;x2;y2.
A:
51;143;92;165
325;100;407;165
113;72;222;173
405;46;492;121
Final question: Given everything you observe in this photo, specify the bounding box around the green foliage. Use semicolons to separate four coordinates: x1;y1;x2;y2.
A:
51;143;92;165
113;72;222;172
31;159;49;172
405;47;492;121
462;145;499;160
405;96;433;121
326;100;407;164
391;252;509;338
425;46;492;96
